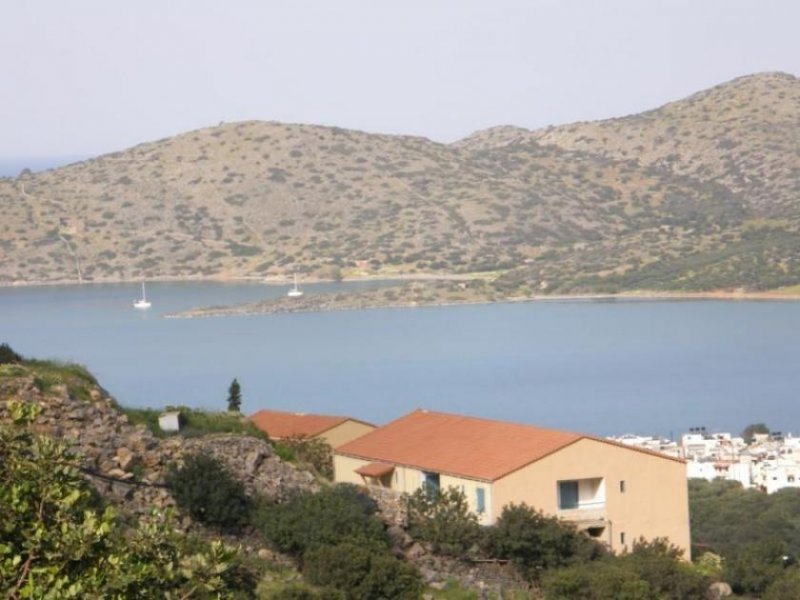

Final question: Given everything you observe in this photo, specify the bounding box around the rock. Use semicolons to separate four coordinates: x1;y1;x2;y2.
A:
107;467;132;480
405;542;427;560
116;447;136;471
419;567;439;584
708;582;732;599
244;449;264;475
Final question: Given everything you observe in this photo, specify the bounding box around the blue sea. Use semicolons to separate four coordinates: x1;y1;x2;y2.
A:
1;281;798;438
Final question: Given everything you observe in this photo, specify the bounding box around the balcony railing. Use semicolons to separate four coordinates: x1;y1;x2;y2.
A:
558;500;606;523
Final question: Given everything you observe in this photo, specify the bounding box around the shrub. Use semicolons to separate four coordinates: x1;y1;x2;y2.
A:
723;538;788;596
0;343;22;364
405;486;481;556
486;503;599;580
0;401;248;598
303;542;423;600
166;452;250;529
621;538;707;600
281;435;333;479
763;567;800;600
255;485;386;557
541;560;651;600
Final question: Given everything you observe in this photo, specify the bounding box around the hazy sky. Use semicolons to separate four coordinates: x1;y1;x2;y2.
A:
2;0;798;161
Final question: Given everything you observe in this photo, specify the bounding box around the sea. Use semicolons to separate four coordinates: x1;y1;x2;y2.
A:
1;281;798;439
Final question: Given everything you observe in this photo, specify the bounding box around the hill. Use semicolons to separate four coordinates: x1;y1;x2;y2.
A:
1;72;799;294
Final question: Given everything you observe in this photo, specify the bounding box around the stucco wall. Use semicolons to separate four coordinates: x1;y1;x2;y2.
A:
492;438;690;557
318;420;376;448
333;454;495;525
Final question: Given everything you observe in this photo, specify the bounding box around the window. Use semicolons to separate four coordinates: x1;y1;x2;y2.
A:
422;472;440;495
620;480;626;493
476;488;486;513
558;481;579;509
620;532;626;545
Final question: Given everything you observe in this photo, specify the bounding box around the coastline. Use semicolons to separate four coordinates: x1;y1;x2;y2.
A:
162;282;800;320
2;274;799;313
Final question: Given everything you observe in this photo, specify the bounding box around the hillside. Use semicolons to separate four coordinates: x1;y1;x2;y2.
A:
1;72;799;294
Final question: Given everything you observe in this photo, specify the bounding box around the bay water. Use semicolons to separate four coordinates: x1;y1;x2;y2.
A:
1;281;798;438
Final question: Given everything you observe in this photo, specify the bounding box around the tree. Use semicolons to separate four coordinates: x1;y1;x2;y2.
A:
0;342;22;365
742;422;770;443
227;378;242;412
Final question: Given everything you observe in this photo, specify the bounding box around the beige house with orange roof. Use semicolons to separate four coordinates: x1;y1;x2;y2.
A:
250;409;375;448
334;409;690;557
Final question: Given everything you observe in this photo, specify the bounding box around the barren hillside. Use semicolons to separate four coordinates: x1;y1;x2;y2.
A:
1;72;798;294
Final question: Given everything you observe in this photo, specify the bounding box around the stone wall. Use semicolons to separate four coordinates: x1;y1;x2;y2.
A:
0;375;317;520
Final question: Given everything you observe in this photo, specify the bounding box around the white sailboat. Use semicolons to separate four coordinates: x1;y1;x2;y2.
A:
133;282;152;309
287;273;304;298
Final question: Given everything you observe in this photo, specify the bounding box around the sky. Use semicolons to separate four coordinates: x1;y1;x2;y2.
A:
1;0;798;166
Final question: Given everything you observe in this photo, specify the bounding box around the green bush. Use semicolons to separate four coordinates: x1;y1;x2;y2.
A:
0;400;250;598
405;486;481;556
261;582;345;600
621;538;706;600
0;342;22;364
166;452;251;529
303;542;423;600
486;503;599;581
541;560;652;600
723;538;788;596
254;485;386;557
763;567;800;600
281;436;334;480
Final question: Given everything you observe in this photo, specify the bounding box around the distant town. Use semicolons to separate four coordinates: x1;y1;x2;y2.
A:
609;426;798;494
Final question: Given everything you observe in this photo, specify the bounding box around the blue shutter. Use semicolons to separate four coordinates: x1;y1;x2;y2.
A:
476;488;486;513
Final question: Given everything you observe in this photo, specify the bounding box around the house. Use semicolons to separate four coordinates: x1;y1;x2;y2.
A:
158;410;182;432
334;409;690;557
249;409;376;448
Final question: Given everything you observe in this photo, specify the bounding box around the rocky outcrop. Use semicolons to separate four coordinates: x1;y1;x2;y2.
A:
0;375;317;519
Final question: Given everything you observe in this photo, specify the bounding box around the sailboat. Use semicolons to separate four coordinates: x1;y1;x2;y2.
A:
133;282;152;309
287;273;304;298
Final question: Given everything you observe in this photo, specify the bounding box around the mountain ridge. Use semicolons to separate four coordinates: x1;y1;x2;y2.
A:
1;71;798;295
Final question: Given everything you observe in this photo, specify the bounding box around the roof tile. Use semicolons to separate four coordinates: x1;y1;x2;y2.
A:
337;409;583;481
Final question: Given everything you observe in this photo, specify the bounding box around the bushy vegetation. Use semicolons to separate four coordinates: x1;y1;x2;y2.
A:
0;400;255;598
486;503;601;581
506;538;706;599
166;452;251;530
303;542;423;600
279;435;334;480
122;405;269;440
255;485;424;599
406;487;481;556
254;485;387;557
690;479;800;595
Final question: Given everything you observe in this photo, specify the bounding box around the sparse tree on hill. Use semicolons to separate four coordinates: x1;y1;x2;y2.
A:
227;378;242;412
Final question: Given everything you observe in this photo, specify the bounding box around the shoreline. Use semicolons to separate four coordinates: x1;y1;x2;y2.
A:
163;286;800;320
2;274;799;306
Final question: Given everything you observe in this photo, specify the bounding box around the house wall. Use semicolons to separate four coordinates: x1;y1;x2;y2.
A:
319;420;376;448
333;454;495;524
492;438;690;557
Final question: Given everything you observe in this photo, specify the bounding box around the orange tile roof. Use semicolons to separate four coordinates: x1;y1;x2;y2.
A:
336;409;581;481
337;409;682;482
249;409;372;440
355;462;396;477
